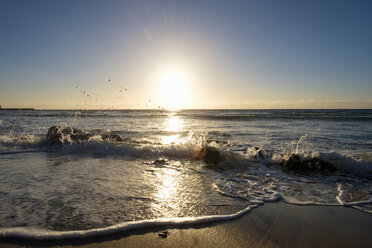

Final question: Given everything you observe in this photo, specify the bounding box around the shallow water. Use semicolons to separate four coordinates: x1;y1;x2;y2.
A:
0;109;371;238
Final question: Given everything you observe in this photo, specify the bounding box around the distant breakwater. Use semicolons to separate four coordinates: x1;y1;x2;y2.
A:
0;107;35;110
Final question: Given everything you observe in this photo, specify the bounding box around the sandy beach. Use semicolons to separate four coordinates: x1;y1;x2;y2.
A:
1;202;371;248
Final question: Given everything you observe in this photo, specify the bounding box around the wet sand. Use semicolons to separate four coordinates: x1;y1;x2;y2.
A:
1;202;372;248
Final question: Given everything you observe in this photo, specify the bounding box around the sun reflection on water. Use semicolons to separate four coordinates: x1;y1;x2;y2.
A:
161;113;183;144
166;115;181;132
151;165;182;217
151;114;187;216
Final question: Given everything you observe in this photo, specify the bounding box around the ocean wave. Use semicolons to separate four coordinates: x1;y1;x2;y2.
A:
2;110;169;119
0;133;43;151
178;114;372;121
1;110;372;237
176;109;372;121
1;128;371;178
0;204;258;240
1;133;372;237
52;137;372;179
2;109;372;121
336;183;372;206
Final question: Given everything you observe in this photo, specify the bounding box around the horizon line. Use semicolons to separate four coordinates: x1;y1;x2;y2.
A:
1;107;372;111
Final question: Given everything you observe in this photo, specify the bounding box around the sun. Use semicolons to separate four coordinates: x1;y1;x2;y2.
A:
156;65;189;109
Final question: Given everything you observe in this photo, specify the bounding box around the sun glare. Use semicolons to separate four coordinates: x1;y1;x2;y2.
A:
161;114;182;144
157;65;189;109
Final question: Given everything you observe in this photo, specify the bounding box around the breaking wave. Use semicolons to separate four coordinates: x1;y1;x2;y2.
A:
1;128;371;178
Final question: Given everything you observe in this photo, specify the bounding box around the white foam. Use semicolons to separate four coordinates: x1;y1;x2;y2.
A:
0;205;257;240
282;199;340;206
57;136;203;160
0;133;41;151
353;205;372;214
336;184;372;206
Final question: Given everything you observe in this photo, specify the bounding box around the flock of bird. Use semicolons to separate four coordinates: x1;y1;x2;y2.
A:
75;78;163;110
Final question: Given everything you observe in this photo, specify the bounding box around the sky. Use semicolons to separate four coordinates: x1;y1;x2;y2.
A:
0;0;371;109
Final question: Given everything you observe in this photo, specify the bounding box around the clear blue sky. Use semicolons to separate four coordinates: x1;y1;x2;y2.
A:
0;0;371;109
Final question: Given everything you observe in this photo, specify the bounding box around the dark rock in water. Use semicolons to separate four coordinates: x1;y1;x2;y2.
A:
46;126;62;144
203;147;221;165
101;133;123;142
46;126;124;145
195;146;223;165
47;126;91;145
281;154;337;174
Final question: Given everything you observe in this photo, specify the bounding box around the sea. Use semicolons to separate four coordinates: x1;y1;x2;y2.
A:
0;109;371;239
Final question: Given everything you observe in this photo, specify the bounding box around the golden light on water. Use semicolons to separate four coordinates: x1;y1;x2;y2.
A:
166;115;181;132
152;114;186;216
161;113;183;144
152;167;181;216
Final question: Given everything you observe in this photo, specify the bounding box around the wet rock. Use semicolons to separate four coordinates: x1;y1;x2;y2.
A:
281;154;337;174
47;126;91;145
101;133;123;142
47;126;124;145
203;147;221;165
195;146;223;165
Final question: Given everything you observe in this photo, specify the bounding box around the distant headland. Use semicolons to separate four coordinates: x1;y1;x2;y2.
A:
0;105;35;111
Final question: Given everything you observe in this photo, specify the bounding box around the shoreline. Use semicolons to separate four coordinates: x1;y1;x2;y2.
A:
1;202;372;248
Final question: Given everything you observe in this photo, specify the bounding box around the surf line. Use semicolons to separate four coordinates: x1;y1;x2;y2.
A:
0;205;258;240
